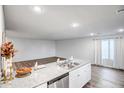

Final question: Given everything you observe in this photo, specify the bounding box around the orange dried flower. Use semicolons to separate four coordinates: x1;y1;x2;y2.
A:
0;41;17;59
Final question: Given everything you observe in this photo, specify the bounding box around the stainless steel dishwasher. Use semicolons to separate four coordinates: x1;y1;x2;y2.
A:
47;73;69;88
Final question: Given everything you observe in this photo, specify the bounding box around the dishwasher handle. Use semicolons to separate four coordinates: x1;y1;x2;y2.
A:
47;73;69;85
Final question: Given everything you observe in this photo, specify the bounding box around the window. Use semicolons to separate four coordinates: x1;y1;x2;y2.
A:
101;39;114;60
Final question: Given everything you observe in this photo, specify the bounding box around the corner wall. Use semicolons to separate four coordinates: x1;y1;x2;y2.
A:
0;5;4;45
56;38;94;63
0;5;4;69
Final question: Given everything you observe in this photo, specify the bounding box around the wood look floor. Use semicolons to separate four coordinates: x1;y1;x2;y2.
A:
83;65;124;88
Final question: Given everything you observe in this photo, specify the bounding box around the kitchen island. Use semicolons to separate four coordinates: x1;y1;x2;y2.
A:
0;59;91;88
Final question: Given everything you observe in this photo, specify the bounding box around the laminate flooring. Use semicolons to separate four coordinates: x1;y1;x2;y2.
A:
83;65;124;88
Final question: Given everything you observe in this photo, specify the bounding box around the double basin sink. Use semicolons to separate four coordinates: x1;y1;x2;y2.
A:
58;61;80;69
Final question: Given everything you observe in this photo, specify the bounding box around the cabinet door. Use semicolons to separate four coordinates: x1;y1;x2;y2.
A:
35;83;47;88
69;71;81;88
79;64;91;87
69;63;91;88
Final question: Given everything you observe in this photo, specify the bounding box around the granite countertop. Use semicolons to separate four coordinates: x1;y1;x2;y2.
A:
0;59;90;88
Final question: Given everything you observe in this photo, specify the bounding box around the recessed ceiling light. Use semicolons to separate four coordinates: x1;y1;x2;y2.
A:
33;6;42;13
118;29;124;32
90;33;95;36
71;23;79;28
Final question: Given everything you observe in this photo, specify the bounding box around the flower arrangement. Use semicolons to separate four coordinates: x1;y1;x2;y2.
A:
0;41;17;81
0;41;16;59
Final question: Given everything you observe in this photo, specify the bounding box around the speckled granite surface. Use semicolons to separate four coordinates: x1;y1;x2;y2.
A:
0;58;90;88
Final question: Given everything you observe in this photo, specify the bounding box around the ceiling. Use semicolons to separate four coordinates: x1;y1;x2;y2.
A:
4;5;124;40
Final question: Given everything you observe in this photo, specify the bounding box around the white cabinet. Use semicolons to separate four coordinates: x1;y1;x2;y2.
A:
35;83;47;88
34;63;91;88
69;63;91;88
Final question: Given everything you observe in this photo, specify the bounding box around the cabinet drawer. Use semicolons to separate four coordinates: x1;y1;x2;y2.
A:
69;63;91;88
70;63;91;78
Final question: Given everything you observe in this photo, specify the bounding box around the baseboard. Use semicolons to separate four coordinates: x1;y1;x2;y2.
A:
92;64;124;71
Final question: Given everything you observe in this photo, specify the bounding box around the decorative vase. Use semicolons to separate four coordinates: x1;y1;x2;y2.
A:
2;57;14;81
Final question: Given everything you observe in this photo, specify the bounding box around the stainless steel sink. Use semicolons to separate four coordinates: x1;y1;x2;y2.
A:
59;62;80;69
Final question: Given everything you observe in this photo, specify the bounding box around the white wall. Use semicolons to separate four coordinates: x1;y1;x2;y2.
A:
0;6;4;70
8;37;56;62
0;5;4;46
8;36;94;63
56;38;94;63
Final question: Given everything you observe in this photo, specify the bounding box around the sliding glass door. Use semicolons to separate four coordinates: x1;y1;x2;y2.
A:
94;37;124;69
101;39;115;67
